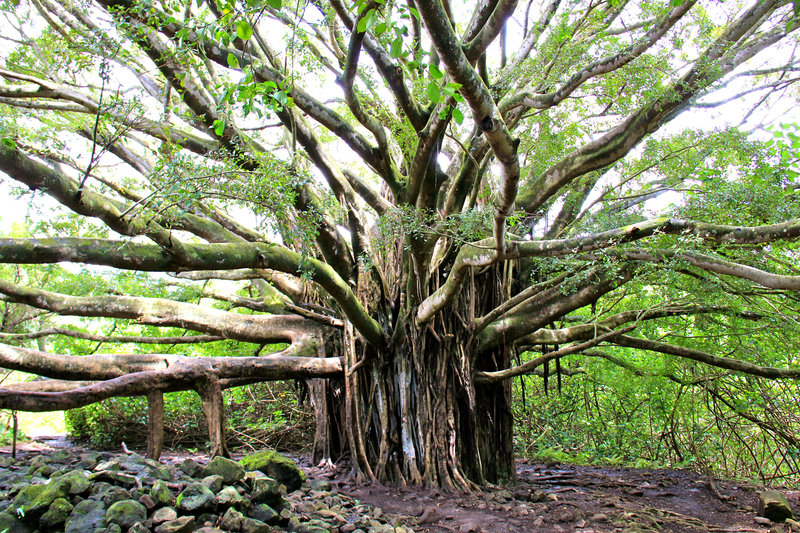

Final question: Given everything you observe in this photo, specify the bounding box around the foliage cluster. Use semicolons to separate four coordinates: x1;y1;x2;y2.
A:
514;351;800;484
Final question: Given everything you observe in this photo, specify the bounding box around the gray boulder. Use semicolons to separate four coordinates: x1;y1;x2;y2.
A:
64;499;106;533
154;515;196;533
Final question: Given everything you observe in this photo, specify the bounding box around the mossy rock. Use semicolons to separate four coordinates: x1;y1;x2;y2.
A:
0;512;35;533
759;490;793;522
105;499;147;529
204;457;245;485
59;470;92;495
240;451;305;492
11;477;70;516
40;497;74;530
150;479;174;507
177;482;217;513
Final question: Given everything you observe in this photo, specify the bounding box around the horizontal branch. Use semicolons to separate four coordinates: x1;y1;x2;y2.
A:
416;217;800;324
621;249;800;290
0;279;323;348
0;344;343;411
0;328;223;345
475;326;632;383
614;335;800;380
0;238;386;347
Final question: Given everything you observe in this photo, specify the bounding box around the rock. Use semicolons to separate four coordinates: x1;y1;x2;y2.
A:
150;480;174;507
418;505;442;524
91;470;139;487
591;513;609;522
154;515;196;533
128;522;151;533
240;450;305;492
65;499;107;533
11;477;70;516
152;507;178;524
760;490;794;522
139;493;156;510
204;457;245;484
59;470;92;495
460;523;480;532
0;513;35;533
240;516;272;533
92;484;131;507
39;497;74;530
308;479;332;491
221;507;245;530
251;477;283;508
78;452;102;470
533;516;546;527
249;503;279;525
177;482;217;513
201;474;224;493
178;459;204;478
105;499;147;529
142;459;173;481
217;485;248;509
33;465;55;478
49;450;73;464
757;517;775;525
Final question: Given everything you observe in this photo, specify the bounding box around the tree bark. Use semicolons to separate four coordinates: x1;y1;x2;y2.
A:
146;391;165;461
196;375;229;459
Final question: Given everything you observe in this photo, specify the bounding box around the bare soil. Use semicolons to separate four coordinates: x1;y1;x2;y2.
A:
5;437;797;532
316;459;798;532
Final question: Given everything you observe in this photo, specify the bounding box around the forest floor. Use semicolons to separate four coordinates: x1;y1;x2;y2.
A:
329;459;796;532
4;437;798;533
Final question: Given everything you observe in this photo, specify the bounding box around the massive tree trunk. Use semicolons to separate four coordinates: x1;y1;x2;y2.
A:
310;265;516;488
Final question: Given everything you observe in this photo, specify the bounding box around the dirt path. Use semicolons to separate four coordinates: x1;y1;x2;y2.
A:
332;461;797;532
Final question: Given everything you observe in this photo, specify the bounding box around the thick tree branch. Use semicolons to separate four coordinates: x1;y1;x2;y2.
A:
416;217;800;324
614;335;800;380
0;239;386;347
0;344;343;411
416;0;520;255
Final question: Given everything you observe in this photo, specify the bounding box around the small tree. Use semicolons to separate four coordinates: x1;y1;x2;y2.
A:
0;0;799;488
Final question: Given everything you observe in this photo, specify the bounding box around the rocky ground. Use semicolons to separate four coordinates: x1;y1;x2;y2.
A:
0;440;798;532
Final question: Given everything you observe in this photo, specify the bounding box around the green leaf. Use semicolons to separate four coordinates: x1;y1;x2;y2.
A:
1;137;16;149
429;63;444;81
358;9;376;33
426;81;441;104
266;0;281;8
390;37;403;58
236;20;252;41
213;119;225;136
452;108;463;124
227;52;240;69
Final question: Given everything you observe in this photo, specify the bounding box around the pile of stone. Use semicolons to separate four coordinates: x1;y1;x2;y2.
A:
0;449;411;533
